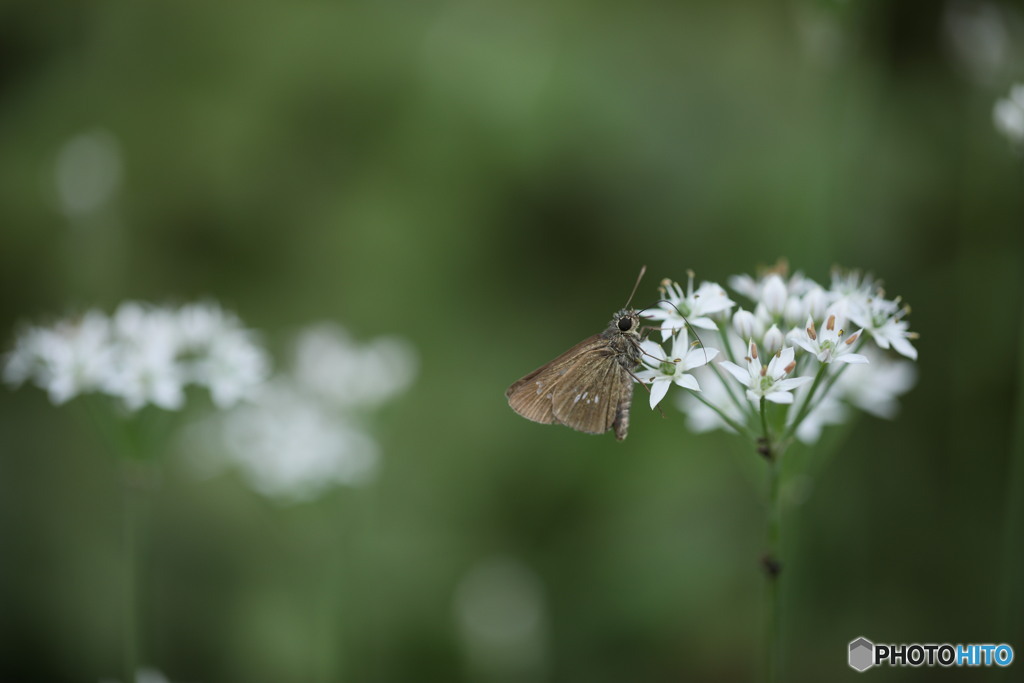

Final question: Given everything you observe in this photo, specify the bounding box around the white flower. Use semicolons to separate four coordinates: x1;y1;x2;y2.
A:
646;272;734;340
195;329;270;409
729;268;815;303
789;315;868;365
104;333;185;411
720;342;812;404
3;312;114;404
993;83;1024;146
636;330;718;408
847;294;918;360
4;301;269;411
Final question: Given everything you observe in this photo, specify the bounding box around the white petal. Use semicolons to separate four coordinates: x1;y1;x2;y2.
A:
682;346;718;370
791;337;818;355
774;377;813;393
765;391;795;404
719;361;750;384
835;353;869;364
688;316;718;330
675;373;700;392
640;339;667;362
890;336;918;360
649;378;671;408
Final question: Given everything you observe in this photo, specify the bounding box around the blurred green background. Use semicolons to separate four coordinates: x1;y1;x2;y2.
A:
2;1;1023;682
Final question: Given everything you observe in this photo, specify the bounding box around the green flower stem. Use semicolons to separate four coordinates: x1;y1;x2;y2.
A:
781;363;829;442
761;398;782;683
121;462;147;683
688;390;757;441
716;320;740;366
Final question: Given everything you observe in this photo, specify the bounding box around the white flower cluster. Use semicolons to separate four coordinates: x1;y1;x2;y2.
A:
994;83;1024;148
3;301;270;411
191;323;417;502
639;267;918;444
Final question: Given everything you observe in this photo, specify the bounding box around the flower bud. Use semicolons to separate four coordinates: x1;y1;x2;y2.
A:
803;286;829;320
762;275;788;315
732;308;759;340
783;296;803;327
763;324;785;354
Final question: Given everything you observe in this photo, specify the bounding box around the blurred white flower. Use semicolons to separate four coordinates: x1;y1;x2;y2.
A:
55;129;123;217
292;324;417;408
4;301;269;411
190;323;417;502
994;83;1024;147
837;348;918;419
787;385;849;445
219;381;380;501
4;311;114;404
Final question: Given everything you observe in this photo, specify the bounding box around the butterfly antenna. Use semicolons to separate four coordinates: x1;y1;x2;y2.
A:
638;299;710;365
624;265;647;309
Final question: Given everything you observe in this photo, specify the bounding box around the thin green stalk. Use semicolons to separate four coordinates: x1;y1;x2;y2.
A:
781;363;829;442
761;398;782;683
687;389;757;441
121;463;143;683
711;363;756;422
712;321;756;420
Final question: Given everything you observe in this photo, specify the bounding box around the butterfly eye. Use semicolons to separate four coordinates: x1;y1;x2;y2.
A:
618;317;633;331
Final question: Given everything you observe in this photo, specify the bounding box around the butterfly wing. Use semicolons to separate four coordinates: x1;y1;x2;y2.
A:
551;348;632;438
506;336;605;426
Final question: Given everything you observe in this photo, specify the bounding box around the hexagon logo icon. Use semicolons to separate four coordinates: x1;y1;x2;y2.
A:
849;637;874;672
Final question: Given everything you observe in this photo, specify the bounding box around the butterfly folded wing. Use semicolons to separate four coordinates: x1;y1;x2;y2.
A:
551;351;631;437
506;336;604;425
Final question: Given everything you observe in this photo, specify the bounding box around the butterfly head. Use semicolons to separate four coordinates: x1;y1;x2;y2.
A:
608;309;642;336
